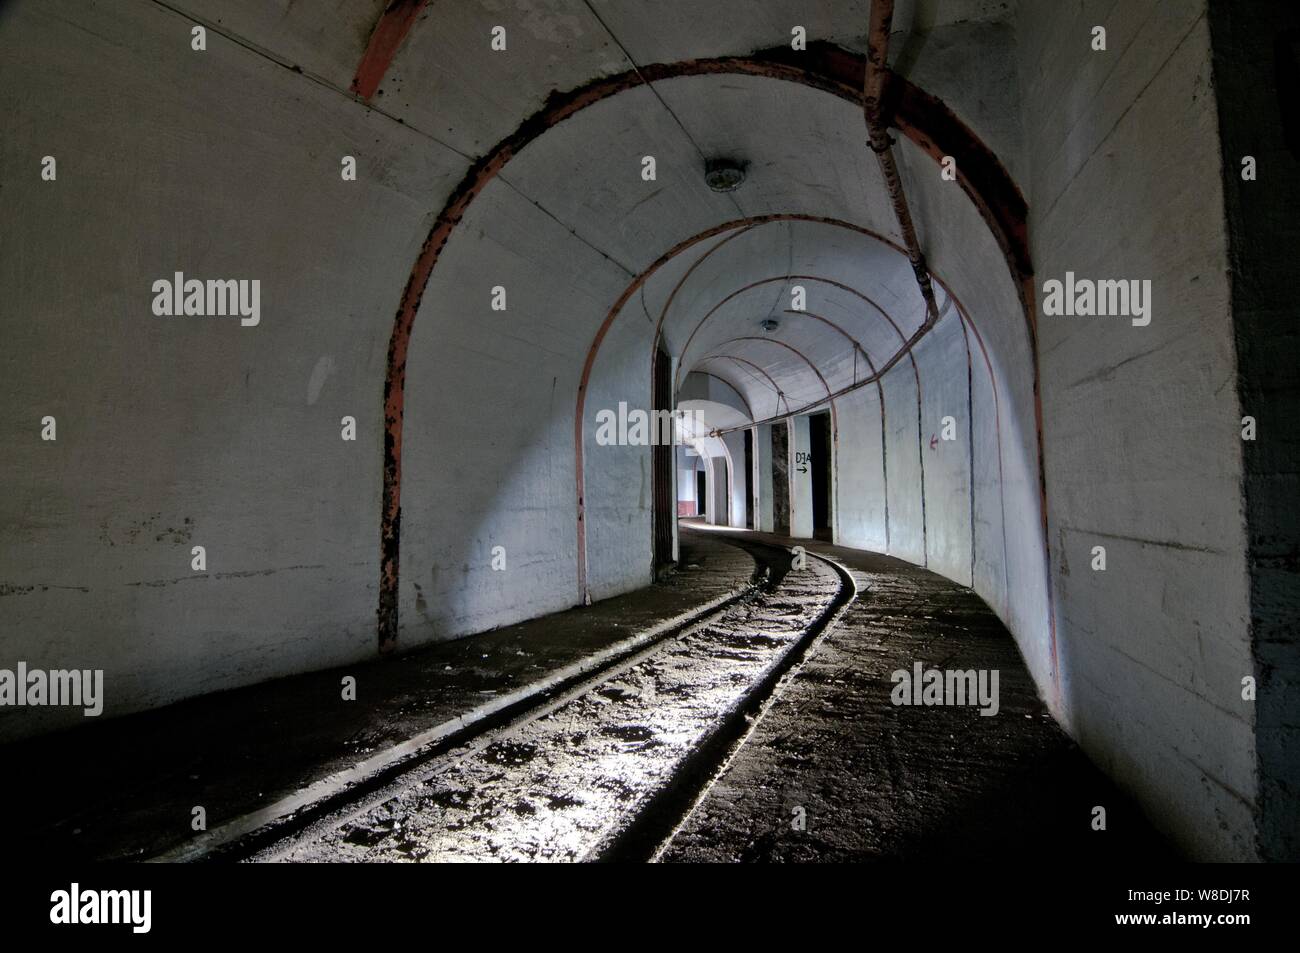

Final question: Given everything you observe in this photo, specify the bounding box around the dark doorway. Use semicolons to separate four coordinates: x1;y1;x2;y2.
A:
722;457;731;526
696;470;707;519
810;411;832;541
652;346;673;569
743;429;754;529
772;421;790;534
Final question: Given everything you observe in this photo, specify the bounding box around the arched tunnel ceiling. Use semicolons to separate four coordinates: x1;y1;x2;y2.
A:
478;72;906;276
492;88;739;274
186;0;1015;122
451;69;961;425
652;219;927;357
348;0;1010;155
649;219;947;421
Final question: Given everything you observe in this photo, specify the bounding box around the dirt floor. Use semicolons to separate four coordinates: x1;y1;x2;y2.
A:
2;525;1174;862
257;537;840;861
659;533;1175;862
1;530;758;861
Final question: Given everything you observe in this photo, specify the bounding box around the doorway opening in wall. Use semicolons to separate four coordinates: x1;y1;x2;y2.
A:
652;345;674;571
717;456;731;527
743;429;754;529
810;410;832;541
696;470;708;521
771;420;790;535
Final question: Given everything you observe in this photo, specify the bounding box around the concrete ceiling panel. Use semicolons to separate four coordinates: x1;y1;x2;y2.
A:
377;0;633;156
174;0;390;90
649;74;896;228
494;84;748;274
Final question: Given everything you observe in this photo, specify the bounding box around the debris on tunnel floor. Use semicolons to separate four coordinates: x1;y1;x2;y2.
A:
250;540;845;862
656;535;1177;862
1;531;759;862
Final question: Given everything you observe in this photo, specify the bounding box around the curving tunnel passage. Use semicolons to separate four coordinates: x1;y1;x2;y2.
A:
0;0;1295;871
393;34;1054;811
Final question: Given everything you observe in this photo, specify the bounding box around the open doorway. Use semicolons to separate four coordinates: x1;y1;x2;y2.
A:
652;346;674;569
743;428;754;529
810;410;833;541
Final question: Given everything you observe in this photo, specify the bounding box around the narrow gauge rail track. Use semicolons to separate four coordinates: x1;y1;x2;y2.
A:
186;535;855;863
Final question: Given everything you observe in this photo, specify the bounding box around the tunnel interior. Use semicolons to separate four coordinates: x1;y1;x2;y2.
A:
1;0;1295;866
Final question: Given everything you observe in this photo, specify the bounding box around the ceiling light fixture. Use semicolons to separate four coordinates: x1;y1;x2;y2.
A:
704;158;747;192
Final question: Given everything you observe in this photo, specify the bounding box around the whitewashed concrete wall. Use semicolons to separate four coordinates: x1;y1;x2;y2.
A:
1017;0;1254;860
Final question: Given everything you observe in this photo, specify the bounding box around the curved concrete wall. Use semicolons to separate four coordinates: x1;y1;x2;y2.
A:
1017;0;1254;860
1;1;441;738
